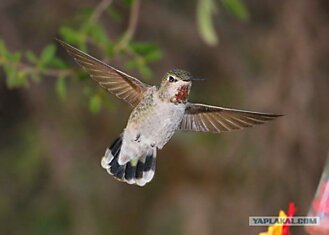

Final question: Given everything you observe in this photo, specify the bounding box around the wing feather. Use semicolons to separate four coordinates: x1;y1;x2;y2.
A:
179;103;282;133
57;39;149;107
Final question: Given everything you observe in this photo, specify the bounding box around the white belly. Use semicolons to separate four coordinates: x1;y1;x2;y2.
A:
144;101;185;148
125;96;185;149
117;90;185;164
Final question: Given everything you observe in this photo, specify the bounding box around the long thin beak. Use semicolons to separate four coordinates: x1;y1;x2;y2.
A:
182;77;207;82
190;77;207;81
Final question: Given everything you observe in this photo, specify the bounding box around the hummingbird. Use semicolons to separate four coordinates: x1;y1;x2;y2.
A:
57;40;281;187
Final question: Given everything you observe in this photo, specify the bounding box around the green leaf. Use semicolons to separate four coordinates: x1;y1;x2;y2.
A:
5;65;28;88
7;52;21;63
106;43;115;57
26;50;38;64
60;26;78;42
89;94;102;114
130;42;159;55
197;0;219;46
59;26;85;49
0;40;6;56
87;23;110;44
122;0;134;7
77;7;94;21
138;65;152;79
106;7;122;22
144;50;162;63
222;0;249;20
55;76;67;101
41;44;56;65
48;57;68;69
17;71;29;87
4;65;16;88
125;59;139;70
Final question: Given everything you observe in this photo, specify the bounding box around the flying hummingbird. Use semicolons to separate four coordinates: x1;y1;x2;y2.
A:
57;40;281;187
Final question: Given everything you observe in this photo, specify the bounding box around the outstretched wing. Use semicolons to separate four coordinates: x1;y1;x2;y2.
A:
57;39;149;107
179;103;282;133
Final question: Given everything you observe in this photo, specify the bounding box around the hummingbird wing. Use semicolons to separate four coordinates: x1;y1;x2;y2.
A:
179;103;281;133
57;40;149;107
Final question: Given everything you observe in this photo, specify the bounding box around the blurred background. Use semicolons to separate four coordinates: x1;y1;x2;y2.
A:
0;0;328;234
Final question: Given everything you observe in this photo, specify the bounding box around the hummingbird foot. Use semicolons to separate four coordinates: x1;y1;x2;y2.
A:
134;134;141;142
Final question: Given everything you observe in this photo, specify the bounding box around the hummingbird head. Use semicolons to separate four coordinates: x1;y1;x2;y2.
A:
158;69;195;104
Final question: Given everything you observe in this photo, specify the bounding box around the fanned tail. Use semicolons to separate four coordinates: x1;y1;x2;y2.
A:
101;135;156;186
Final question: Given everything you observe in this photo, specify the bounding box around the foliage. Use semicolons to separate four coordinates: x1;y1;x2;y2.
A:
222;0;250;20
196;0;249;46
0;0;249;112
0;0;162;113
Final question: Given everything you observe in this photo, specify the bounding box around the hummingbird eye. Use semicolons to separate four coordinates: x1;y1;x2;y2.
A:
168;76;177;83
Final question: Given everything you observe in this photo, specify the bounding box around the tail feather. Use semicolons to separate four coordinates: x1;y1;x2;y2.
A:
124;162;135;181
101;135;157;186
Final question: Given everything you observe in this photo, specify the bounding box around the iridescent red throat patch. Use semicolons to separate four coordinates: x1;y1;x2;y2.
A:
175;85;189;103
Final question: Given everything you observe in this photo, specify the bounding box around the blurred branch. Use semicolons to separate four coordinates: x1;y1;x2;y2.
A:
113;0;140;53
17;62;73;78
88;0;113;24
80;0;114;46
